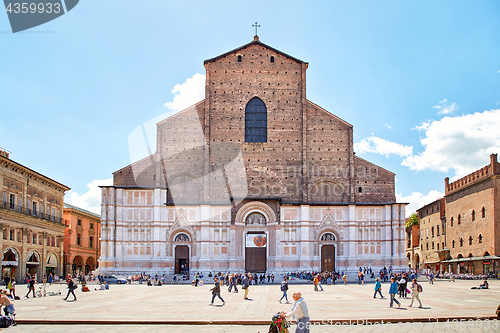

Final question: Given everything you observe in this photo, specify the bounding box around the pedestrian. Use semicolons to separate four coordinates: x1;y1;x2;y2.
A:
408;278;422;308
242;273;250;299
63;275;77;301
373;277;383;298
317;274;324;291
279;277;289;303
26;276;36;298
8;278;16;299
0;290;15;318
281;292;310;333
209;277;225;306
342;273;347;285
388;277;400;308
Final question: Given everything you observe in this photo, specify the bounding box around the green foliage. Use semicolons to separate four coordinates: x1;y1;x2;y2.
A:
405;213;419;229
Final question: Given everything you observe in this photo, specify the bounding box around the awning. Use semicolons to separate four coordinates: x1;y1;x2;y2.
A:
442;256;500;263
424;261;441;264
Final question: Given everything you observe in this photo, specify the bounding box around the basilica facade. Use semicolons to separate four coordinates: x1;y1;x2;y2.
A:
99;36;406;277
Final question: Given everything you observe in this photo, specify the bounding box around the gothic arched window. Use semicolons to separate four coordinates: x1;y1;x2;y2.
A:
245;97;267;143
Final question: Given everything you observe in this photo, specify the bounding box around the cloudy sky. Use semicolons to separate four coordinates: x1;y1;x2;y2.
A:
1;1;499;215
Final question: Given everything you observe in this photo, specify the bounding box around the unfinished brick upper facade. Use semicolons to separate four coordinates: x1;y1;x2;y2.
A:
101;37;405;277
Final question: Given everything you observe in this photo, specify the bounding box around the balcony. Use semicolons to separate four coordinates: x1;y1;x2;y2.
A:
1;201;63;224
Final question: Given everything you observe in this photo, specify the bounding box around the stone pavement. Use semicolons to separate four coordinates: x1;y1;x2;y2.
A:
5;279;500;332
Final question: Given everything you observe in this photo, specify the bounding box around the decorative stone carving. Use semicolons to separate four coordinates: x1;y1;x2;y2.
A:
245;212;266;225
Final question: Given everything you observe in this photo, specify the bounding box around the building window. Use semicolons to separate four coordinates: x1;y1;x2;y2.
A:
426;243;429;250
432;242;434;249
270;56;275;63
481;207;485;218
450;217;453;227
18;197;21;212
468;236;473;245
17;231;21;242
2;229;6;240
442;242;444;249
89;236;93;248
32;201;37;216
437;243;440;250
437;225;440;236
90;222;94;230
459;238;463;247
431;227;434;237
358;187;362;193
478;234;483;244
47;236;50;246
32;233;37;244
237;55;242;62
51;237;55;247
452;239;455;248
245;97;267;143
77;234;81;246
471;210;475;221
9;229;14;241
426;228;428;239
27;232;31;243
77;219;82;226
457;214;461;225
9;194;15;209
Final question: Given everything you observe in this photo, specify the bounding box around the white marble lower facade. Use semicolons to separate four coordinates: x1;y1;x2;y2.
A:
98;188;407;277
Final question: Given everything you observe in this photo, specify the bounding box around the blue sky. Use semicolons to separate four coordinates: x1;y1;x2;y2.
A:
1;0;499;215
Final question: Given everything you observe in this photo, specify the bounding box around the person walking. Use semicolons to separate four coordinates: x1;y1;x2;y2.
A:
313;275;319;291
8;279;16;299
25;276;36;298
209;277;225;306
281;292;310;333
342;273;347;285
317;274;324;291
408;278;422;308
373;277;383;298
242;273;250;299
279;277;289;303
63;275;77;301
388;277;400;308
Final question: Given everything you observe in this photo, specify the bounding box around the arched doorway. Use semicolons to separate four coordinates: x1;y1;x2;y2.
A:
320;232;336;272
72;255;83;275
2;248;19;281
414;254;420;269
26;251;40;279
46;253;58;277
175;244;189;274
85;257;95;274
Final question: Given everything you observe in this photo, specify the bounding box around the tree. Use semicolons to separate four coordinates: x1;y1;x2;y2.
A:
405;213;419;229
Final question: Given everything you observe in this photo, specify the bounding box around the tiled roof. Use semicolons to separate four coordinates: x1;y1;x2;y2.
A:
63;202;100;218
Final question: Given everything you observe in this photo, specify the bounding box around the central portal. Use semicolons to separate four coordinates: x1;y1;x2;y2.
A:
321;245;335;272
245;232;267;272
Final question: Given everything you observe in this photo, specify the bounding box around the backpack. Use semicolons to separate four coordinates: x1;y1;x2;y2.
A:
0;315;14;328
280;282;288;291
417;284;423;293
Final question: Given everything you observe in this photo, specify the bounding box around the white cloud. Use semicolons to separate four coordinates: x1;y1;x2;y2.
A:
354;136;413;157
163;73;205;111
65;178;112;214
433;99;457;115
384;123;393;129
402;109;500;178
397;190;444;218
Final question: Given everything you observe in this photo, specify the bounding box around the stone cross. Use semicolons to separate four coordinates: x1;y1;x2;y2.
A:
252;22;260;36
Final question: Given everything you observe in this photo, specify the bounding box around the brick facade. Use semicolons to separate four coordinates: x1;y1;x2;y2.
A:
101;37;405;278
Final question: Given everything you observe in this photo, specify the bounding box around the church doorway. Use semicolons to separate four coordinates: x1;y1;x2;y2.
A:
245;232;267;272
175;245;189;274
321;245;335;272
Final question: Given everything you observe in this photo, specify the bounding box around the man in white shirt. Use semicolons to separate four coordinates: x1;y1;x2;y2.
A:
281;292;310;333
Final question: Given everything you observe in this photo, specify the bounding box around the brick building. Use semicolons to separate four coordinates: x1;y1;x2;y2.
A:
411;154;500;275
443;153;500;275
416;198;445;272
0;148;70;282
100;36;406;277
405;220;421;270
63;203;100;276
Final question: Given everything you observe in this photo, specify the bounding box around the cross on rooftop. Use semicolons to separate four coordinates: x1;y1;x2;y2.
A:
252;22;260;36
